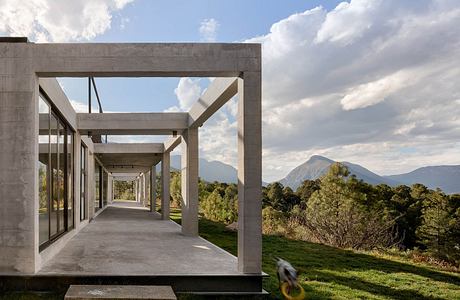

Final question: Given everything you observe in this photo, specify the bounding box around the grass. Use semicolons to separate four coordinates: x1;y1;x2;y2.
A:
170;209;460;300
2;210;459;300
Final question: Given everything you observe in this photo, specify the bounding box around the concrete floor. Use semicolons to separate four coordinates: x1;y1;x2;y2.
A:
38;201;239;276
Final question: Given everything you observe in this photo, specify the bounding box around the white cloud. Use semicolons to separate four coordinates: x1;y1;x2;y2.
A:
189;0;460;182
199;18;219;42
173;77;202;111
0;0;134;42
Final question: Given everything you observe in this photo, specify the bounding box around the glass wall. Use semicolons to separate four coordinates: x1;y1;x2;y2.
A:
38;97;50;245
38;94;75;250
80;145;87;221
95;162;101;213
103;170;108;207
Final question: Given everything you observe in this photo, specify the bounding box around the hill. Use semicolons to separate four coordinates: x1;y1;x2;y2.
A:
385;165;460;194
280;155;399;190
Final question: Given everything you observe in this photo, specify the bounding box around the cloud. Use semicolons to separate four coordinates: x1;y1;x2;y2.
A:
199;18;219;42
190;0;460;182
173;77;202;111
0;0;133;42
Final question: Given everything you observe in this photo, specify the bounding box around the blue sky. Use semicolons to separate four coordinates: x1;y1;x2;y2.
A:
59;0;344;114
1;0;460;182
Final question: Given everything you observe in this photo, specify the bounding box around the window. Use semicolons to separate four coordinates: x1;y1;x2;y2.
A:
103;170;108;207
95;162;101;213
38;93;75;251
80;145;87;220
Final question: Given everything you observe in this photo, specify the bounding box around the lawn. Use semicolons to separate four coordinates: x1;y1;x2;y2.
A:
170;209;460;300
2;211;459;300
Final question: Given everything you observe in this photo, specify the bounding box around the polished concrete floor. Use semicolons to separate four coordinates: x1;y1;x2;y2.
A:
38;201;239;276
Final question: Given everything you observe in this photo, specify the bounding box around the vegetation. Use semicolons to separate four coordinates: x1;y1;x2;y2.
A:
169;208;460;300
113;180;135;200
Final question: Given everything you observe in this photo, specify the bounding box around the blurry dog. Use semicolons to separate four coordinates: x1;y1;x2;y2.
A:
276;257;298;294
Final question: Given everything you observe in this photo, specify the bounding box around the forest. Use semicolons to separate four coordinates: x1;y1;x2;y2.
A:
168;163;460;267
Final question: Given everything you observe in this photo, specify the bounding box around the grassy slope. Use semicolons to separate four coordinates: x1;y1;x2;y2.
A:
170;209;460;300
2;211;459;300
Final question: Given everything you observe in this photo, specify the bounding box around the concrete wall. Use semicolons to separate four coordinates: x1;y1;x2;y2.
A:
0;44;38;273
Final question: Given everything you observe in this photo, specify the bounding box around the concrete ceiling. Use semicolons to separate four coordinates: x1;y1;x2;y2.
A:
96;153;161;173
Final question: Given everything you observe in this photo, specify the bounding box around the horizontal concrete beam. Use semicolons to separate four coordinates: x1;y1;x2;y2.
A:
77;113;188;135
164;136;181;153
30;43;261;77
94;143;164;154
188;77;238;128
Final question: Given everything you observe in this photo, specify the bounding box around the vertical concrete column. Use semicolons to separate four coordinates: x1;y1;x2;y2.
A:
181;128;199;236
140;174;145;206
237;72;262;274
0;44;39;273
135;179;139;202
142;173;147;207
107;175;113;204
150;165;156;212
161;152;170;220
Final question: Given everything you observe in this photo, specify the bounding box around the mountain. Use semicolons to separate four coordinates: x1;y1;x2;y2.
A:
169;155;237;183
384;166;460;194
279;155;400;190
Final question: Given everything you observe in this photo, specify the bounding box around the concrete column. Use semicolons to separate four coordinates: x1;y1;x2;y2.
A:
150;166;156;212
237;72;262;274
181;128;199;236
107;175;113;204
0;46;39;273
134;179;139;202
142;173;147;207
161;152;170;220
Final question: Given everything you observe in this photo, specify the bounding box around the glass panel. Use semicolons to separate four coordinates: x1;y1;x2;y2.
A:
58;121;65;233
103;171;108;207
95;163;100;212
67;130;74;229
80;145;86;220
38;96;50;245
50;113;58;237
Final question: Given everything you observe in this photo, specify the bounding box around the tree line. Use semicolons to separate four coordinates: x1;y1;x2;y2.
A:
167;164;460;266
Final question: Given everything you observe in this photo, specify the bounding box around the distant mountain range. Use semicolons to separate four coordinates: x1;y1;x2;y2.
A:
279;155;460;194
166;155;238;183
155;154;460;194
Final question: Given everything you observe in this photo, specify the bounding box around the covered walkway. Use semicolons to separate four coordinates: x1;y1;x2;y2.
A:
39;201;238;276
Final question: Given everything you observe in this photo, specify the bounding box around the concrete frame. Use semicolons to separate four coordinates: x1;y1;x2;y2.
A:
0;41;261;276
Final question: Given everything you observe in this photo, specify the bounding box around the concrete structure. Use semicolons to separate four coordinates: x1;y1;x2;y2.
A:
0;39;262;294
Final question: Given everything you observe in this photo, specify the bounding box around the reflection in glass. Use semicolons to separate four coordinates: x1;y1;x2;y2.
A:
95;162;100;212
80;145;87;220
67;132;74;229
38;96;50;245
103;170;108;207
58;121;65;233
50;113;58;237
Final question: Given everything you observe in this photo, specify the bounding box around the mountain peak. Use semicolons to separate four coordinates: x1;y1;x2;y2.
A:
308;155;334;163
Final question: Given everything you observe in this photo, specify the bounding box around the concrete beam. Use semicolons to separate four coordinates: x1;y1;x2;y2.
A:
39;78;77;130
77;113;188;135
188;77;238;128
94;143;164;154
164;136;181;153
32;43;261;77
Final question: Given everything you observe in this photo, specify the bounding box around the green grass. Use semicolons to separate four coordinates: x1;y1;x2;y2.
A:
171;209;460;300
3;210;459;300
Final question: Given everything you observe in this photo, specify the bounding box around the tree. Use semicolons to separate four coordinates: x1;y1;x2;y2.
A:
170;171;182;207
417;189;454;256
304;163;398;249
295;179;320;208
264;182;285;210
